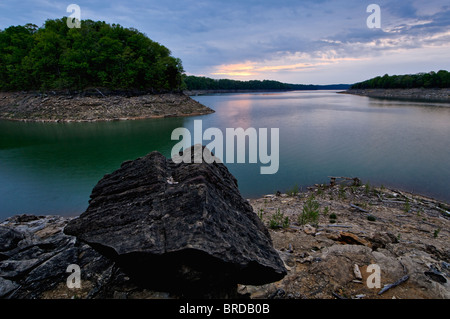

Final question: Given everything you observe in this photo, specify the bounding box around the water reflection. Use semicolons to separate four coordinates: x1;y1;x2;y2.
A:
192;92;450;203
0;118;184;217
1;91;449;219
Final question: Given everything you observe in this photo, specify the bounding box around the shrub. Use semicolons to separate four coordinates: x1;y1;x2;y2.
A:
404;199;411;212
434;228;441;238
286;184;300;197
338;184;347;199
257;208;264;221
298;194;320;226
269;208;289;229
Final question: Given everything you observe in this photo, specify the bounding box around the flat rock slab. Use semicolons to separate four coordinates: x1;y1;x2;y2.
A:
64;147;286;294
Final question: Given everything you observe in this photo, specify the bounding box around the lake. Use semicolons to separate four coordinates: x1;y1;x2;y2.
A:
1;90;449;220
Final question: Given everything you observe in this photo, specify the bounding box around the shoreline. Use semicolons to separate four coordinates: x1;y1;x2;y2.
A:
0;91;215;122
342;88;450;103
184;89;291;96
1;181;448;223
1;180;449;299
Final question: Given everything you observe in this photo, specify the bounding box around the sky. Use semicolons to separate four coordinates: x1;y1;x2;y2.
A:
1;0;449;85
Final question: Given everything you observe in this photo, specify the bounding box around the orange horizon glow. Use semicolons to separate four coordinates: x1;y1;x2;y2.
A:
211;55;368;78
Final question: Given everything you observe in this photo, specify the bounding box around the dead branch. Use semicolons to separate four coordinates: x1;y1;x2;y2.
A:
378;275;409;295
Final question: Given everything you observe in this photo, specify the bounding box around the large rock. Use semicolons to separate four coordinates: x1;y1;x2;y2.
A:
0;226;24;252
64;146;286;296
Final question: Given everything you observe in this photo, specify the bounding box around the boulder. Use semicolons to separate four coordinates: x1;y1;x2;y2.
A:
64;146;286;296
0;226;24;252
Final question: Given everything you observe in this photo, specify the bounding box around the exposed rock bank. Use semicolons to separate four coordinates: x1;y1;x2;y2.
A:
0;148;286;299
0;91;214;122
1;184;449;299
1;164;449;299
343;88;450;103
245;181;449;299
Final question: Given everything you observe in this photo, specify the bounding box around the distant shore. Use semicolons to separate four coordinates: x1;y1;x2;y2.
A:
184;88;347;96
342;88;450;103
0;91;214;122
184;89;292;96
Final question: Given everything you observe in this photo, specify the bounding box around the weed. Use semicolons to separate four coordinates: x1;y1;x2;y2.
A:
434;228;441;238
338;184;346;199
364;182;370;195
257;208;264;220
269;208;289;229
298;194;320;226
404;198;411;212
316;187;324;196
286;184;300;197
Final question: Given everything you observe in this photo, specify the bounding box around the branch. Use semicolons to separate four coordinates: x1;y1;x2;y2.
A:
350;203;370;213
378;275;409;295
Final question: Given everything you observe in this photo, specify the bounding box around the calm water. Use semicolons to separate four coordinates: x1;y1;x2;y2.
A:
1;91;449;219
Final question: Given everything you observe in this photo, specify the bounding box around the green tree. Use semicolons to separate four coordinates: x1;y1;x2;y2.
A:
0;18;184;92
351;71;450;89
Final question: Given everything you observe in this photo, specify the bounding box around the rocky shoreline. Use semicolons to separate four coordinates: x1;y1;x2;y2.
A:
342;88;450;103
1;179;448;299
0;91;214;122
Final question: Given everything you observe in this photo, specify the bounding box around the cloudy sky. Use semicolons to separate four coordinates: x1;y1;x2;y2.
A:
1;0;449;84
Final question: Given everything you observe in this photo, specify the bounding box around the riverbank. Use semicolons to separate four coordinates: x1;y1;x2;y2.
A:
1;180;448;299
0;91;214;122
342;88;450;103
247;181;450;299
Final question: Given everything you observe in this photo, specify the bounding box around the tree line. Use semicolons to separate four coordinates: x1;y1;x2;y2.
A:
351;71;450;89
184;76;350;91
0;19;184;92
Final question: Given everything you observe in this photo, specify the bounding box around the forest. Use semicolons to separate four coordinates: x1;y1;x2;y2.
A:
0;19;184;92
184;76;350;91
351;71;450;89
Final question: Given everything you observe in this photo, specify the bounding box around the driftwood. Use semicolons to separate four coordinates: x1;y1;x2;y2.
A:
435;206;450;216
378;275;409;295
350;203;370;213
328;176;362;187
332;291;347;299
324;224;352;228
95;88;106;98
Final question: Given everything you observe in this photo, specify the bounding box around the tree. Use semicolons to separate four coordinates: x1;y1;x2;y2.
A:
351;71;450;89
0;18;184;92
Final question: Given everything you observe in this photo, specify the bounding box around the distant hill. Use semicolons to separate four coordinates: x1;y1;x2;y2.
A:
184;76;350;91
351;70;450;89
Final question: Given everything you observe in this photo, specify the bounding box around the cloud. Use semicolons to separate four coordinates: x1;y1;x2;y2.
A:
1;0;449;83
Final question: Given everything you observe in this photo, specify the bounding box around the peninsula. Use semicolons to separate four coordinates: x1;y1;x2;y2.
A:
0;91;214;122
343;71;450;102
0;19;214;121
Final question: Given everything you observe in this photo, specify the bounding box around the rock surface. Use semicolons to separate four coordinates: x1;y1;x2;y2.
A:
245;182;450;299
1;180;449;299
0;214;140;299
0;92;214;122
63;147;287;296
